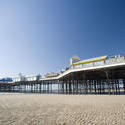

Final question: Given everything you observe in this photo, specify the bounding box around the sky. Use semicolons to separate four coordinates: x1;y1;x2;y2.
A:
0;0;125;78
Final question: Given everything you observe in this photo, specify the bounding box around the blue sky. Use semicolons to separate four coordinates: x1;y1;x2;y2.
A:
0;0;125;77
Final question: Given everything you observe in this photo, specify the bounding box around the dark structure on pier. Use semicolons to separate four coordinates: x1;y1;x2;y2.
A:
1;55;125;94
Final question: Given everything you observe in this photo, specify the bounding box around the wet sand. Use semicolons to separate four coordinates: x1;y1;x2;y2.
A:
0;94;125;125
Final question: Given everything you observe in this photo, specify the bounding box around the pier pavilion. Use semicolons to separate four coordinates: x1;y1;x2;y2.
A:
0;55;125;94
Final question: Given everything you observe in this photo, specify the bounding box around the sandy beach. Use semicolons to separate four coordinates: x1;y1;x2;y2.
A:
0;94;125;125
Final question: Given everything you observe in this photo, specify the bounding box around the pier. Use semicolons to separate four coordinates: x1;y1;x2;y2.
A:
0;55;125;94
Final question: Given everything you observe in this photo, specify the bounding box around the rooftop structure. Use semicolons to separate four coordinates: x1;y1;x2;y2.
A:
0;77;12;83
70;55;80;66
12;74;41;82
44;72;59;78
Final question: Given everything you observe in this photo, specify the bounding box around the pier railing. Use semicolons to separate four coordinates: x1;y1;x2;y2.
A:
71;56;125;70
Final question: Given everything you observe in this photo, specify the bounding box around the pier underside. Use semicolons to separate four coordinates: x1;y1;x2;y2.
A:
1;66;125;94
